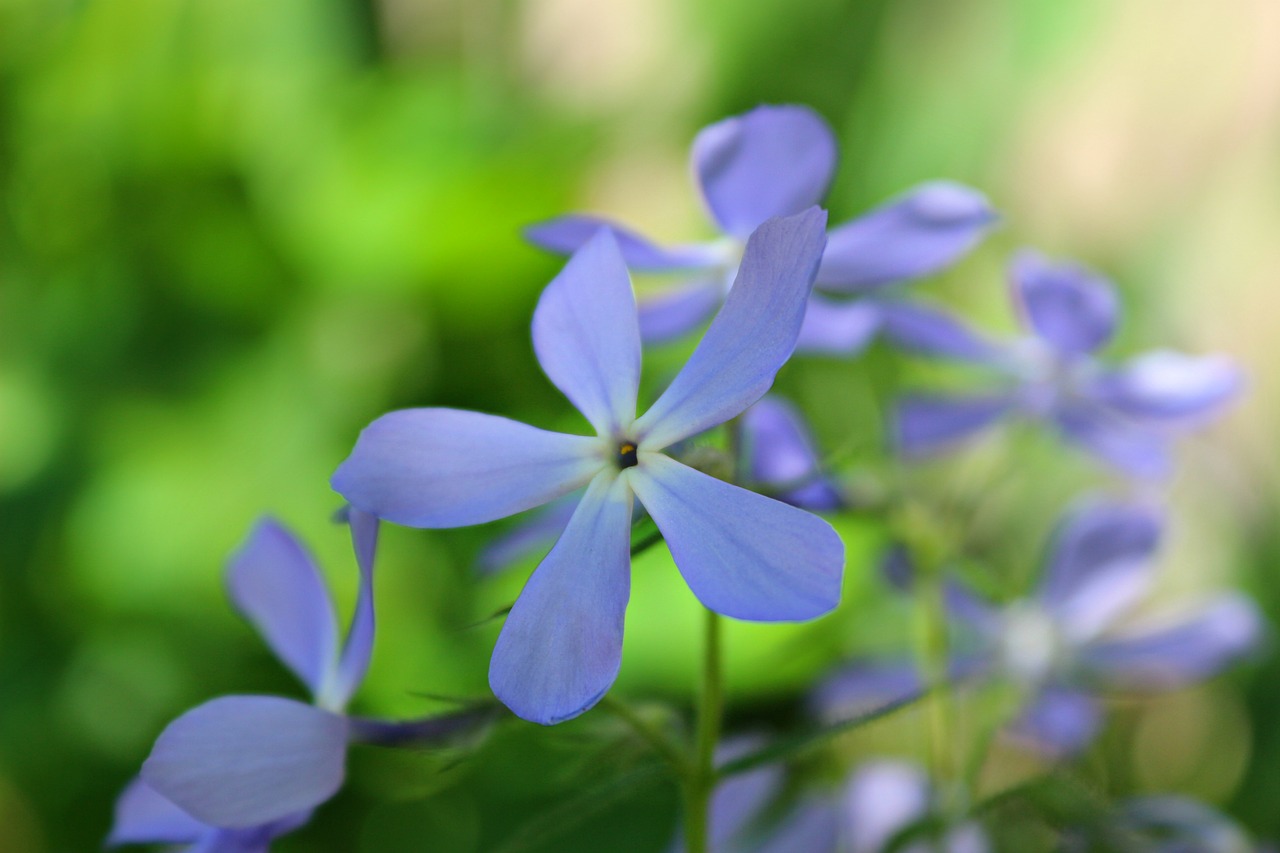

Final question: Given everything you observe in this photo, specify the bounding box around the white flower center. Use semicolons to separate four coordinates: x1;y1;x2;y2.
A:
998;601;1063;685
1008;337;1098;416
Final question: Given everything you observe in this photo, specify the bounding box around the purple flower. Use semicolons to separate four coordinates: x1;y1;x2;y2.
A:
110;510;380;846
332;210;845;725
893;251;1242;478
818;502;1263;755
751;759;989;853
526;104;996;352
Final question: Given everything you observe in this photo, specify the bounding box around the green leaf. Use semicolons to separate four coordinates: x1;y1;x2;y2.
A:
491;763;669;853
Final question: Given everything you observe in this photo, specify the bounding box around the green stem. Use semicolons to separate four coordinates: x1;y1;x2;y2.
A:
921;566;955;790
683;608;723;853
896;507;955;794
717;687;927;778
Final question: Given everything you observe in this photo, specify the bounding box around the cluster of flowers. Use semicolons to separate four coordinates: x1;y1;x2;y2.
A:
109;105;1262;851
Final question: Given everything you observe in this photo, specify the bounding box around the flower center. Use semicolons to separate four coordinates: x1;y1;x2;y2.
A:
616;441;638;470
998;602;1063;685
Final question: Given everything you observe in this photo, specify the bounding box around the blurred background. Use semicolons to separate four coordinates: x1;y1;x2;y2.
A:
3;0;1280;849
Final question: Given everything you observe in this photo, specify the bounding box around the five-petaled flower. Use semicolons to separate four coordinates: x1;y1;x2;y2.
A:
110;511;380;848
818;502;1263;755
526;104;997;355
892;250;1242;478
332;209;846;725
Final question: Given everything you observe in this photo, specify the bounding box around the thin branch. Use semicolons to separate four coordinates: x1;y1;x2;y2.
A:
716;689;928;779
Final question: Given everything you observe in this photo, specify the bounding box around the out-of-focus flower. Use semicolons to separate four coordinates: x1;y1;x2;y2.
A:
333;212;845;726
750;759;988;852
527;104;996;352
742;396;844;511
818;502;1264;755
893;251;1242;478
1063;795;1259;853
109;511;381;847
667;736;785;853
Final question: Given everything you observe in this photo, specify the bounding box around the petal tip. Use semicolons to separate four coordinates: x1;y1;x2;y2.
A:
908;181;996;225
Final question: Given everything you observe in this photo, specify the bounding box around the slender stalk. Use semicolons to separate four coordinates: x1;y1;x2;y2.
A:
897;506;956;796
920;572;954;786
717;687;928;778
684;417;732;851
683;607;723;853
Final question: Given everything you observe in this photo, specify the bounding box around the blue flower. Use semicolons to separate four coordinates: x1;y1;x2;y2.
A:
741;395;845;510
708;757;988;852
109;510;380;846
108;778;312;853
332;210;846;725
666;736;785;853
526;104;996;353
892;250;1242;478
817;502;1263;755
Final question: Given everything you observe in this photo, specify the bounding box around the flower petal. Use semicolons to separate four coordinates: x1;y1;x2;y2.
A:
532;229;641;435
325;508;380;709
879;546;998;629
1038;502;1162;639
523;215;722;271
1090;350;1242;424
692;104;836;238
811;661;924;722
225;519;338;699
1010;687;1102;755
634;208;828;450
1052;402;1173;479
637;279;723;342
754;799;841;853
743;396;841;510
1011;250;1118;358
142;695;348;829
196;817;312;853
475;493;580;574
108;778;207;846
816;181;997;291
489;471;633;725
844;760;932;853
332;409;602;528
1116;796;1253;850
629;453;843;621
1083;594;1264;689
878;300;1001;362
711;737;784;847
893;393;1017;456
669;736;784;852
794;294;883;356
204;811;315;853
